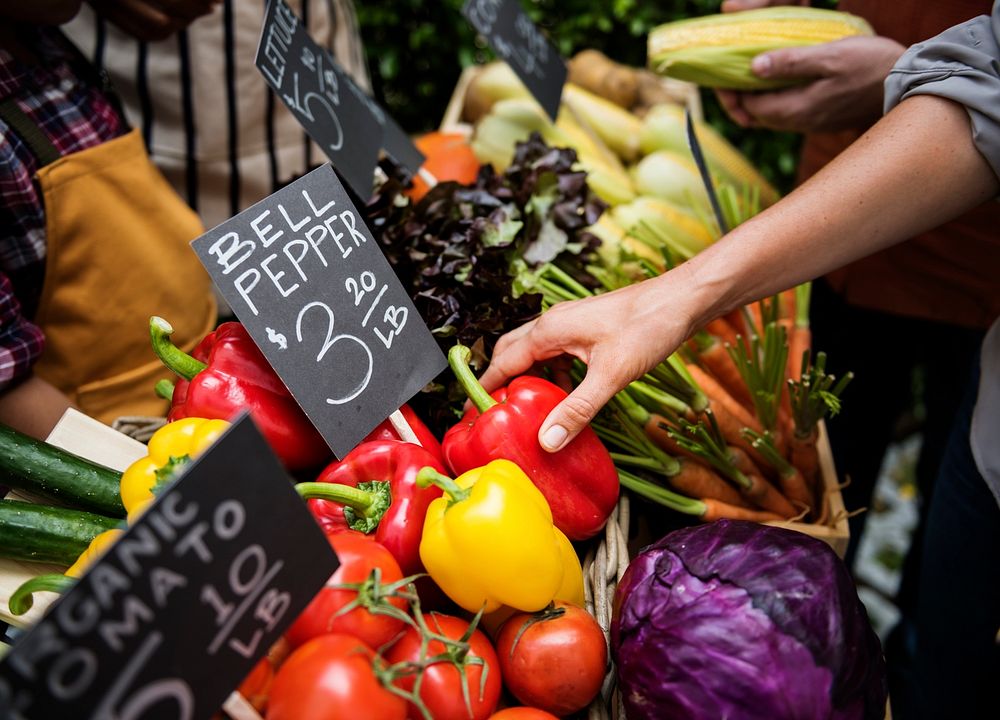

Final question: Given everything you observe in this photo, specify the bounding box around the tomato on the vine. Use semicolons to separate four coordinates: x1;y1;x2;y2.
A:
285;532;409;651
495;602;607;716
386;612;502;720
267;634;405;720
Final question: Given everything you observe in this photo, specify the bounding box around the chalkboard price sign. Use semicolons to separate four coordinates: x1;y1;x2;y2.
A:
462;0;566;120
0;414;338;720
256;0;383;196
191;164;446;458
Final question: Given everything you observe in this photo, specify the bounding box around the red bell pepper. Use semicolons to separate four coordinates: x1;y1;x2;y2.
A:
297;440;445;575
150;317;330;471
362;404;444;465
442;344;619;541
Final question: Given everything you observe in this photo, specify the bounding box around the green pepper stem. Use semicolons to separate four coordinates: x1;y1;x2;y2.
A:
296;482;375;512
154;379;175;401
416;467;471;503
9;573;76;616
448;344;496;413
149;316;207;381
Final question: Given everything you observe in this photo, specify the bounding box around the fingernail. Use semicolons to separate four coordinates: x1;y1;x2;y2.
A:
540;424;568;452
751;54;772;77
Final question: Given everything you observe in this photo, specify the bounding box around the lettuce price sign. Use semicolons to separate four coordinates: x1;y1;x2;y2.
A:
190;164;446;458
0;415;337;719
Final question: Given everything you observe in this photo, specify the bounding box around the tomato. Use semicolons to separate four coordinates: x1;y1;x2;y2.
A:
494;602;607;716
406;132;480;202
386;612;502;720
285;533;409;650
267;634;406;720
236;638;290;713
488;709;559;720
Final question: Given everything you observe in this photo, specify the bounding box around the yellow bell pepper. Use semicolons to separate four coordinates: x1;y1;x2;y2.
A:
481;528;585;636
417;459;570;613
66;528;124;577
120;417;229;520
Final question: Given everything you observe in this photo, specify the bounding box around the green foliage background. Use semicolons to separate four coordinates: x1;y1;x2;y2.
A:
355;0;816;193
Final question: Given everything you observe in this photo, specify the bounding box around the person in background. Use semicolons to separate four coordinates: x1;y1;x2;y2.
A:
714;0;997;557
715;1;999;706
0;0;215;438
482;6;1000;718
64;0;370;230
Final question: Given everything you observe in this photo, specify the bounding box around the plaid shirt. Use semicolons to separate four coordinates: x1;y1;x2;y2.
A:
0;26;123;390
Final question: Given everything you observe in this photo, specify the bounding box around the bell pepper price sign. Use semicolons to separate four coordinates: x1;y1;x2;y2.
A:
0;414;338;720
256;0;382;197
190;163;447;459
462;0;567;120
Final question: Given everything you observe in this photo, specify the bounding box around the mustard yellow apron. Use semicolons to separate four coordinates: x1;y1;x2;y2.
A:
21;127;216;423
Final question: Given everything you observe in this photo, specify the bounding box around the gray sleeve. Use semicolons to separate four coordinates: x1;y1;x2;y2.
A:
884;3;1000;181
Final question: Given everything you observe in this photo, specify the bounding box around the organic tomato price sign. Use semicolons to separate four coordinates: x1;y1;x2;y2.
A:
190;163;446;458
257;0;424;187
462;0;566;120
0;414;337;720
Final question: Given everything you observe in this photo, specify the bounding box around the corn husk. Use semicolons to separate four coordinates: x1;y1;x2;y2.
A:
639;104;779;207
648;7;873;90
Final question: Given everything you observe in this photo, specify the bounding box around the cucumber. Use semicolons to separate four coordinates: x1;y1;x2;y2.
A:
0;499;121;566
0;424;126;517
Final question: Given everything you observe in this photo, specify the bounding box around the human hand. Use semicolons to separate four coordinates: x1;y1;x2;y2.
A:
478;268;705;452
715;35;906;133
89;0;219;42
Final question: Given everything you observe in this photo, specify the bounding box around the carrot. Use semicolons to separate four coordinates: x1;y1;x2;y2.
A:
779;287;797;321
685;363;764;459
667;457;749;508
748;431;815;515
705;317;740;349
728;445;764;479
724;308;752;351
642;413;692;458
699;498;785;523
789;429;820;491
738;471;797;518
697;336;754;411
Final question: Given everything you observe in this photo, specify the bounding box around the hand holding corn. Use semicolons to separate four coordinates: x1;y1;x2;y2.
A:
716;35;906;133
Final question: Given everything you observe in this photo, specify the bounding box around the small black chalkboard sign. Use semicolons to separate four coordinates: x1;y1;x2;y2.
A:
462;0;567;120
190;164;446;459
0;414;337;720
256;0;383;196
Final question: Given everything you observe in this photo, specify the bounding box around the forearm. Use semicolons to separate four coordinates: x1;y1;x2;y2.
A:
666;94;999;330
0;375;73;440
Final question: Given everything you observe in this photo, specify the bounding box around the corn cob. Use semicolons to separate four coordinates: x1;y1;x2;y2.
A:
612;196;715;260
630;150;710;212
639;103;780;207
562;84;643;163
648;7;873;90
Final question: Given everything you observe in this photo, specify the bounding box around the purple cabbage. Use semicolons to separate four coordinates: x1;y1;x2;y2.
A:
611;520;886;720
